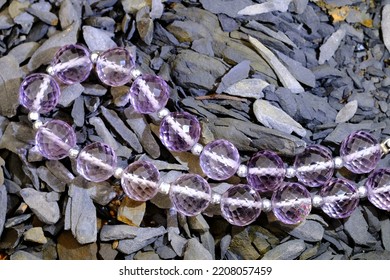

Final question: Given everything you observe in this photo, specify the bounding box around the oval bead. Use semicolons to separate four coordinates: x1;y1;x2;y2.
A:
366;169;390;211
76;142;117;182
294;145;334;188
220;184;262;226
19;73;60;114
121;161;160;201
340;131;381;174
35;120;76;160
271;182;312;224
169;174;211;216
320;178;359;219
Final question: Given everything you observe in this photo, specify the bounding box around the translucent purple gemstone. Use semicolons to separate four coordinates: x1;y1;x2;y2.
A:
294;145;334;188
272;183;312;224
129;74;170;114
35;120;76;160
340;130;381;174
159;112;201;152
247;150;285;193
220;184;261;226
19;73;60;114
121;161;160;201
366;169;390;211
169;174;211;216
76;142;117;182
200;140;240;181
320;178;359;219
95;47;135;87
51;44;92;84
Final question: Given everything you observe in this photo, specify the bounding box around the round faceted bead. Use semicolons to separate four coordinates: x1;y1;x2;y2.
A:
294;145;334;188
77;142;117;182
121;161;160;201
340;130;381;174
200;140;240;181
51;44;92;84
247;150;285;193
366;169;390;211
169;174;211;216
159;112;201;152
19;73;60;114
35;120;76;160
129;74;170;114
95;47;135;86
220;184;262;226
271;182;312;224
320;178;359;219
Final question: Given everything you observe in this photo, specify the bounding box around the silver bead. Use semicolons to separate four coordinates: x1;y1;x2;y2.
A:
158;182;171;195
46;65;55;76
357;185;367;198
157;107;170;119
68;148;80;159
285;166;296;178
33;120;43;130
90;51;100;63
261;198;272;212
333;157;344;169
211;193;221;204
28;111;40;122
113;167;124;179
312;195;323;208
236;164;248;178
131;68;143;79
190;143;203;156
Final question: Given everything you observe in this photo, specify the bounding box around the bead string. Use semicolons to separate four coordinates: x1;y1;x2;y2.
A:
19;44;390;227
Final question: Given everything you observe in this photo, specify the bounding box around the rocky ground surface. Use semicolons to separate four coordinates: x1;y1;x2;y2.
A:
0;0;390;260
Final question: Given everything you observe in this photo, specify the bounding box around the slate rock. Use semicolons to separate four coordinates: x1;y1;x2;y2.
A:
200;0;254;18
150;0;164;19
9;42;40;64
280;220;324;242
262;239;305;260
344;208;376;246
5;214;32;228
45;161;74;184
0;186;6;238
319;29;346;65
192;38;214;56
117;197;146;226
83;84;107;96
100;224;164;241
156;245;177;259
292;0;308;14
134;251;161;260
23;227;47;244
37;166;66;193
59;0;81;29
383;5;390;53
89;117;119;150
336;100;358;123
27;6;58;26
216;60;250;93
83;25;117;52
0;55;22;117
121;0;150;14
229;228;260;260
353;250;390;260
99;243;118;260
225;78;268;98
238;0;292;15
57;231;98;260
381;218;390;251
325;122;374;144
218;14;239;32
11;250;42;260
87;180;116;206
117;226;167;254
183;238;213;260
71;96;85;127
136;6;154;45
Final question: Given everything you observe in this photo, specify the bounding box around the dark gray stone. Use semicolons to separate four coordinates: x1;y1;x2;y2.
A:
150;0;164;19
117;226;167;254
200;0;254;18
218;14;238;32
281;220;324;242
325;122;374;144
83;84;107;96
83;25;117;52
71;96;85;127
191;38;214;57
262;239;306;260
89;116;119;151
99;243;118;260
292;0;308;14
45;161;74;185
11;250;42;260
9;42;40;64
101;224;166;241
381;218;390;251
220;234;231;259
58;83;84;107
37;166;66;193
319;29;346;64
0;186;7;238
238;0;291;15
27;5;58;26
156;245;177;259
225;78;268;98
0;55;21;117
384;5;390;53
216;60;250;93
344;208;376;246
4;214;32;228
184;238;213;260
59;0;82;29
336;100;358;123
87;180;116;206
353;251;390;260
136;6;154;45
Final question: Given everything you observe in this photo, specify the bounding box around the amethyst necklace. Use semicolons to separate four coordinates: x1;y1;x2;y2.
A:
19;44;390;227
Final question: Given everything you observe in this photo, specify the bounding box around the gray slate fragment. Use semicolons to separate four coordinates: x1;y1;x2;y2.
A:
225;78;268;98
184;238;213;260
23;227;47;244
99;243;118;260
319;29;346;65
323;0;352;7
192;38;214;57
58;83;84;107
216;60;250;94
262;239;305;260
46;161;74;184
383;5;390;53
325;122;374;144
169;231;187;257
100;224;155;241
0;55;22;117
59;0;81;29
0;10;13;29
0;186;6;238
83;84;107;96
381;219;390;251
136;6;154;45
117;226;167;254
37;166;66;193
11;250;41;260
5;214;32;228
71;96;85;127
292;0;308;14
0;0;5;9
218;14;238;32
9;42;40;64
200;231;215;259
27;6;58;25
188;215;210;233
246;21;297;48
87;181;116;206
156;246;177;259
336;100;358;123
89;117;119;150
353;251;390;260
281;220;324;242
344;208;376;246
238;0;292;15
83;26;117;52
200;0;254;18
150;0;164;19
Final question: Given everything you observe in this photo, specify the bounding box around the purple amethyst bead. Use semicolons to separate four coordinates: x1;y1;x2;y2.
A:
340;130;381;174
159;112;201;152
121;161;160;201
51;44;92;84
76;142;117;182
294;145;334;188
247;150;285;193
200;140;240;181
320;178;359;219
95;47;135;87
19;73;60;114
220;184;261;226
366;169;390;211
35;120;76;160
169;174;211;216
129;74;170;114
272;182;312;224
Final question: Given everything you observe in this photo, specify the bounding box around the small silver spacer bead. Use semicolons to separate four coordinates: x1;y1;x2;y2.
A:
157;107;170;119
357;185;368;198
46;65;55;76
312;195;323;208
236;164;248;178
113;167;124;179
158;182;171;195
191;143;203;156
33;120;43;130
90;51;100;63
285;166;296;178
131;68;143;79
333;157;344;169
68;147;80;159
211;193;221;204
28;111;40;122
261;198;272;212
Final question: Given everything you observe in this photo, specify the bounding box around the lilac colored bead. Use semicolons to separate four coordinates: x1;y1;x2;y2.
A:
340;130;381;174
247;150;285;193
294;145;334;188
366;169;390;211
220;184;261;226
77;142;117;182
95;47;135;87
159;112;201;152
200;140;240;181
272;183;312;224
51;44;92;84
121;161;160;201
19;73;60;113
170;174;211;216
129;74;170;114
35;120;76;160
320;178;359;219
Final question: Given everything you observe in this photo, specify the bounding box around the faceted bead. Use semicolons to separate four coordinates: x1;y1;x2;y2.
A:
220;184;262;226
121;161;160;201
294;145;334;188
169;174;211;216
51;44;92;84
340;130;381;174
200;140;240;181
320;178;359;219
95;47;135;87
159;112;201;152
129;74;170;114
272;182;312;224
247;150;285;193
35;120;76;160
77;142;117;182
366;169;390;211
19;73;60;114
